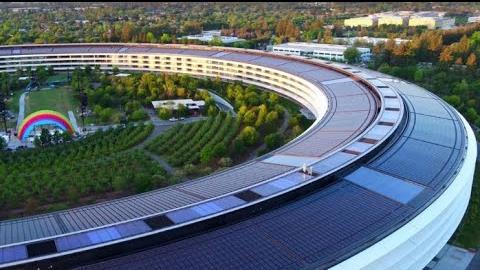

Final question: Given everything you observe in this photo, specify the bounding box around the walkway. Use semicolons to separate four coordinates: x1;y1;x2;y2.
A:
204;89;236;116
68;111;80;133
15;91;27;130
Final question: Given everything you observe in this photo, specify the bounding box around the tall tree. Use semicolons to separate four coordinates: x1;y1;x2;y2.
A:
466;53;477;70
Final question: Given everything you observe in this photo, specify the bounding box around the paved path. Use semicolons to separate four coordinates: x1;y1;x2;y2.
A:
144;151;176;175
68;111;80;133
133;123;176;175
16;92;27;130
204;89;236;116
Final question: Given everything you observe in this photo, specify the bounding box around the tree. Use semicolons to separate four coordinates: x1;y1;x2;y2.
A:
323;28;333;44
414;69;424;82
146;32;156;43
453;79;469;96
177;103;188;117
200;145;214;164
212;142;227;158
466;53;477;70
239;126;258;146
444;95;461;108
35;66;48;86
455;57;463;65
265;133;284;150
160;33;172;43
34;128;52;147
158;107;172;120
218;157;232;167
378;63;391;74
466;107;479;123
232;137;246;154
470;31;480;50
0;136;6;150
344;47;360;64
255;104;267;128
439;47;453;64
292;125;303;137
208;36;223;46
130;109;147;121
121;23;135;42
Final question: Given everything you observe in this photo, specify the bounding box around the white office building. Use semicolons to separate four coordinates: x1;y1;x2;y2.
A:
152;99;205;111
408;11;455;29
467;16;480;23
271;42;371;62
182;30;244;44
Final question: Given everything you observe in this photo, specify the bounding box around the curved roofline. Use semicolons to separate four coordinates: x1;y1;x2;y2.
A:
0;43;473;270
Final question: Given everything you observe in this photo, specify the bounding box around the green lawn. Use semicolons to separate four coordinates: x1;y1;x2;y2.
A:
6;90;23;113
25;86;79;117
452;162;480;249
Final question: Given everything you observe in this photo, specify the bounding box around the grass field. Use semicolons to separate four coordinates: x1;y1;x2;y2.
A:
25;86;79;117
6;90;23;113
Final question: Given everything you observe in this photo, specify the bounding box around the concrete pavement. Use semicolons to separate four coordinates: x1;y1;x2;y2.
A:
16;91;27;130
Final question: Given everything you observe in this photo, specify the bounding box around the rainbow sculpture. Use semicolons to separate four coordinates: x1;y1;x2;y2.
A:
18;110;74;141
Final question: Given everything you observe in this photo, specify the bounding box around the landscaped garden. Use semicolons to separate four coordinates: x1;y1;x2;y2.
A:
0;67;313;219
0;123;165;219
146;80;313;178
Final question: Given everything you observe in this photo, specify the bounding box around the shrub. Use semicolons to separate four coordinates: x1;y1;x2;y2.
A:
218;157;232;167
158;107;173;120
265;132;284;150
129;109;148;121
239;126;259;146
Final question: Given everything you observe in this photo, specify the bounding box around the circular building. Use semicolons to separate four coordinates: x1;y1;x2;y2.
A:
0;44;476;270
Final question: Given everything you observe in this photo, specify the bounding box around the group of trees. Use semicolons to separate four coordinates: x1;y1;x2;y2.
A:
369;24;480;127
68;67;219;124
1;3;477;49
0;124;163;218
33;128;72;148
147;112;239;176
146;77;312;177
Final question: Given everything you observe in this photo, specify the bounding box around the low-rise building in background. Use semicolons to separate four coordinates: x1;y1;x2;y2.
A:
345;11;455;29
269;42;371;62
182;30;245;44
